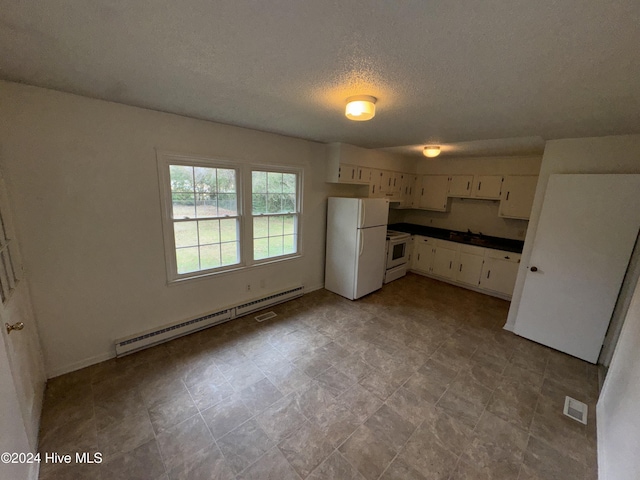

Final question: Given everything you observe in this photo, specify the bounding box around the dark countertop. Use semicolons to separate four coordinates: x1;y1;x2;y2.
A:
388;223;525;254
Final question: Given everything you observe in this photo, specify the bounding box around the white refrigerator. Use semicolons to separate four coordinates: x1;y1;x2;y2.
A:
325;197;390;300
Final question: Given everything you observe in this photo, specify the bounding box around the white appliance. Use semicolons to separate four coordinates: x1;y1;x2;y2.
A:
384;230;411;283
325;197;390;300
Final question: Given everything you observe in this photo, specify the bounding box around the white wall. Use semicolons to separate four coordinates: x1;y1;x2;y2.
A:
0;81;350;377
597;278;640;480
391;156;541;239
505;135;640;331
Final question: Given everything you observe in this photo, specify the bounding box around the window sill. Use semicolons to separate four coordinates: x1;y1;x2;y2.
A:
167;253;303;286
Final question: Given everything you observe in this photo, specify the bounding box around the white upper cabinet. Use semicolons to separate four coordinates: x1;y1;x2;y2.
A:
499;175;538;219
401;175;417;207
369;169;384;197
448;175;474;198
357;167;371;184
418;175;450;211
473;175;503;199
326;143;370;184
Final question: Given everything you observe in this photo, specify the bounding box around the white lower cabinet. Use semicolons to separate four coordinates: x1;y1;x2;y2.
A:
479;250;521;296
408;235;521;298
412;237;436;273
455;245;485;286
431;240;457;280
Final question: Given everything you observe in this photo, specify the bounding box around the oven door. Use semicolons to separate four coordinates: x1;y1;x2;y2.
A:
387;238;408;269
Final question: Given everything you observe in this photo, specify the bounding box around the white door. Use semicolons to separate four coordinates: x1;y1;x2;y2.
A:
354;226;387;299
514;174;640;363
1;325;37;480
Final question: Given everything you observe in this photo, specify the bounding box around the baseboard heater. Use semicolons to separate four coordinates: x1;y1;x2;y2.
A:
114;285;304;356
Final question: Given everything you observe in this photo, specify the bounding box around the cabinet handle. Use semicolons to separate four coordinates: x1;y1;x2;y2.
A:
478;181;482;190
487;270;491;279
506;191;510;201
359;170;362;180
417;254;420;260
459;264;463;272
504;256;510;259
338;167;341;179
466;181;470;190
449;261;452;269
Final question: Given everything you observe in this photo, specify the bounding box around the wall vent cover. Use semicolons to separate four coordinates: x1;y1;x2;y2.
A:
563;396;588;424
255;311;277;322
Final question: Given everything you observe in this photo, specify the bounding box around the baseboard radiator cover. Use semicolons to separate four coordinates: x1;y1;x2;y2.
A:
235;285;304;316
114;285;304;357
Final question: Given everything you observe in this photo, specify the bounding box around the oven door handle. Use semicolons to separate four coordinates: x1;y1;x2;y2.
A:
360;200;366;228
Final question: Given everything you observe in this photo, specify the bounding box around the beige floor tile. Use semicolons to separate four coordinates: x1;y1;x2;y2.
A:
278;420;333;478
339;424;397;480
38;276;598;480
156;414;214;472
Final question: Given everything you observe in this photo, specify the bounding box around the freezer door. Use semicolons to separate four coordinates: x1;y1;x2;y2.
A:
357;198;390;228
354;225;387;299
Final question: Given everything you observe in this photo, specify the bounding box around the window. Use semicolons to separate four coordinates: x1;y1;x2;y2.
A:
158;152;302;282
252;170;299;261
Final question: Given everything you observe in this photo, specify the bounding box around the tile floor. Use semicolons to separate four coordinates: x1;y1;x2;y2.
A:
38;274;599;480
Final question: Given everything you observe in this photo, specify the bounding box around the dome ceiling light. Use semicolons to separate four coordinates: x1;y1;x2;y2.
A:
423;146;441;158
345;95;377;121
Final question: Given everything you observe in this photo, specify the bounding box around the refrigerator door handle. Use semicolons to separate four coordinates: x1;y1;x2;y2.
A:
360;200;366;228
359;231;365;256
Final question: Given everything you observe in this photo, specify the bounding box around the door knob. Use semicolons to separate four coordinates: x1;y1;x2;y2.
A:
530;266;538;272
5;322;24;334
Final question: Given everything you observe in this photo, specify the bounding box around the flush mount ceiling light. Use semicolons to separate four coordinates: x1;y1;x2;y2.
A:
423;146;441;158
345;95;377;121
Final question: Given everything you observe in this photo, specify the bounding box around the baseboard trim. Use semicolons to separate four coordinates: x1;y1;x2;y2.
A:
46;286;326;378
47;351;115;379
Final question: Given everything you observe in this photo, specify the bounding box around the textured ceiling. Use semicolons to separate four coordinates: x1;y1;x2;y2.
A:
1;0;639;151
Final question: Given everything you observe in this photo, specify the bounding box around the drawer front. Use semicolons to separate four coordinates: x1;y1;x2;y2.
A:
486;249;521;262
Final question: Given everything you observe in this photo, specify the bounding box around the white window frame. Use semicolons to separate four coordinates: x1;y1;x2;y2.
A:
248;165;303;266
157;152;303;284
157;152;244;282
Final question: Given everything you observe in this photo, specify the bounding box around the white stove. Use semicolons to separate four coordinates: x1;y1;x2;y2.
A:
384;230;411;283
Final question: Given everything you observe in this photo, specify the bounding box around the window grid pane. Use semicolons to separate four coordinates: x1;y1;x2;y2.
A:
169;163;240;275
251;169;298;261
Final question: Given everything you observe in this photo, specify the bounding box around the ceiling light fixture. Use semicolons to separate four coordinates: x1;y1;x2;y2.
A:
345;95;377;121
423;146;441;158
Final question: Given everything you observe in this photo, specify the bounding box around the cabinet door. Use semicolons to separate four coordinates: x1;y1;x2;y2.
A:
474;175;503;199
456;251;484;286
338;164;358;184
357;167;371;184
413;237;435;273
479;256;520;296
448;175;473;198
419;175;450;211
369;170;384;197
379;171;392;196
432;243;457;279
499;175;538;219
